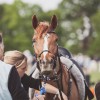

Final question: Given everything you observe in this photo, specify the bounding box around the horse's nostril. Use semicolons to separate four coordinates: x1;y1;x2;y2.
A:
49;59;54;64
40;60;45;64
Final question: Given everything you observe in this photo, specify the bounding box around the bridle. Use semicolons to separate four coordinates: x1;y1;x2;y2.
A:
33;31;64;100
33;31;73;100
34;31;58;71
35;48;73;100
36;47;64;100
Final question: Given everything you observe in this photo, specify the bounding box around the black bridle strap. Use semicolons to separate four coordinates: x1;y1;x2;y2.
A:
51;46;64;100
37;61;41;71
67;70;72;100
38;50;51;58
58;55;64;100
66;65;73;100
54;71;64;100
36;45;64;100
57;48;63;91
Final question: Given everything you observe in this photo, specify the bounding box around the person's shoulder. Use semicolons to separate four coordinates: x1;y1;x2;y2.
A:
0;60;13;68
0;60;14;79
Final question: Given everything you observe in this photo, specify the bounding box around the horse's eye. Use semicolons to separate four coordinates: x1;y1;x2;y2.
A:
32;39;36;43
32;39;36;47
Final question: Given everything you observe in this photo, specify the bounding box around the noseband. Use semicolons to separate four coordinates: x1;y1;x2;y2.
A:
36;48;58;71
38;50;51;58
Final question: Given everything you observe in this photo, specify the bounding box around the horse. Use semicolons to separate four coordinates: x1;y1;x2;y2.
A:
31;15;93;100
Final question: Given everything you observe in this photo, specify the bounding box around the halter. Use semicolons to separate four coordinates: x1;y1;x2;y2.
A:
35;47;64;100
33;31;64;100
36;31;58;71
38;50;51;58
36;49;73;100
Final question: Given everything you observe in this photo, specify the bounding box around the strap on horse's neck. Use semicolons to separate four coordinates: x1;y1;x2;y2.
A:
53;48;64;100
35;46;64;100
67;67;73;100
57;54;63;91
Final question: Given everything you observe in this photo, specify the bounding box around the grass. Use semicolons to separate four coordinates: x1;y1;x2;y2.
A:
90;71;100;84
88;71;100;100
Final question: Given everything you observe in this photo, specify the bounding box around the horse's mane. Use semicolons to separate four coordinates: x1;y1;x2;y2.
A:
36;22;50;38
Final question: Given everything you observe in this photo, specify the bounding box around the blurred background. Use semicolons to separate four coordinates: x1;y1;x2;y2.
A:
0;0;100;99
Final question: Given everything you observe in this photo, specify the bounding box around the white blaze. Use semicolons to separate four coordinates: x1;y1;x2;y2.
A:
43;34;49;61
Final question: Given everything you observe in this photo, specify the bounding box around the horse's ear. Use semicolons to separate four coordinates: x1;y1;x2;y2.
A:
50;15;57;30
32;15;38;29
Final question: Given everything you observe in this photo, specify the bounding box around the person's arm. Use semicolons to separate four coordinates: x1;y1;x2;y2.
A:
21;73;67;100
21;73;41;90
8;67;29;100
44;83;68;100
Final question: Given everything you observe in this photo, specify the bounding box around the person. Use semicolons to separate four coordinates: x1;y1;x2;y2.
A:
95;82;100;100
4;50;68;100
0;33;29;100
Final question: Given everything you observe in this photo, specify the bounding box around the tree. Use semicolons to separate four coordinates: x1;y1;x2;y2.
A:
57;0;100;56
0;0;100;57
0;0;44;52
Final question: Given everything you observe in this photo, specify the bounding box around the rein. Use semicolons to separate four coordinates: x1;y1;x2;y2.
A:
33;31;72;100
35;49;73;100
35;48;64;100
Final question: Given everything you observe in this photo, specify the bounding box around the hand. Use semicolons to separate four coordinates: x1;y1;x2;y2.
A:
57;91;68;100
33;95;45;100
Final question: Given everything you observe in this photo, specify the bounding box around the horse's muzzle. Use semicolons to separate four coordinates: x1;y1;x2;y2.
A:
40;63;53;75
41;70;52;75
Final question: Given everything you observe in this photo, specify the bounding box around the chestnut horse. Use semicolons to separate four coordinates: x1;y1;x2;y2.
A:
32;15;81;100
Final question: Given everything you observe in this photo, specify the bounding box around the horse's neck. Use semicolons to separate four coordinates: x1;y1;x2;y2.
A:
55;57;69;92
55;57;69;85
58;62;70;95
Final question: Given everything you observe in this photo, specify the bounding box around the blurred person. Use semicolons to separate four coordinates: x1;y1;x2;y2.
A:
95;82;100;100
4;50;68;100
74;53;84;68
23;50;34;74
88;56;98;73
0;33;29;100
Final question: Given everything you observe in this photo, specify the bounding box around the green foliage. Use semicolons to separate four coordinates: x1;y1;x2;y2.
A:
0;0;44;53
0;0;100;57
58;0;100;56
90;71;100;83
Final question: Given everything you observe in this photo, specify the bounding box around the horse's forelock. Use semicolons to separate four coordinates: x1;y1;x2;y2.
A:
36;22;50;38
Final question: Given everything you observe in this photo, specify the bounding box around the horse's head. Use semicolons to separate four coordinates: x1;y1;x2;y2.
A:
32;15;58;75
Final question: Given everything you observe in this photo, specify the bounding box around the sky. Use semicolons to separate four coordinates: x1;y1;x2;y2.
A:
0;0;62;11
